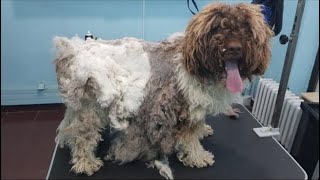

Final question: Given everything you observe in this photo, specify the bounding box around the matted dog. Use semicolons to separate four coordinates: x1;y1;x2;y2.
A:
53;2;273;179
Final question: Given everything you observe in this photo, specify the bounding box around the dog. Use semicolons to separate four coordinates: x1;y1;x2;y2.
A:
53;2;273;179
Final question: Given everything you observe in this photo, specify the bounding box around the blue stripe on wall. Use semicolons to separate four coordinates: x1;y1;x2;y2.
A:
1;0;319;105
1;88;62;105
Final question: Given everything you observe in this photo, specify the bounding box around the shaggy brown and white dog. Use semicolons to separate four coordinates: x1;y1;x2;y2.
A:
53;2;273;179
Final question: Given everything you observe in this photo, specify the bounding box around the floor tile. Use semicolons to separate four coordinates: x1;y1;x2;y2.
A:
35;110;65;122
1;111;6;119
23;121;60;179
3;111;37;123
1;143;6;179
1;108;63;179
2;103;66;112
1;112;7;124
1;120;35;179
1;107;7;112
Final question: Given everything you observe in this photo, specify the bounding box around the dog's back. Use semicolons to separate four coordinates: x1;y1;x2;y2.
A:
53;34;183;130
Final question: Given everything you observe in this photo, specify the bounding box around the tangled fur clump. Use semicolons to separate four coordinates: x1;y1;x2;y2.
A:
53;2;273;179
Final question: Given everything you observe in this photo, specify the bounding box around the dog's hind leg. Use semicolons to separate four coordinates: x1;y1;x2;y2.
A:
55;106;75;148
176;122;214;168
57;103;106;176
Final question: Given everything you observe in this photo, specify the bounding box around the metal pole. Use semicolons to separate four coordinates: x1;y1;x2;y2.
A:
271;0;306;128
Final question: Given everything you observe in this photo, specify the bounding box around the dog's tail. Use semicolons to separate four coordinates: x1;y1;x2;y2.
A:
52;36;97;110
147;156;174;180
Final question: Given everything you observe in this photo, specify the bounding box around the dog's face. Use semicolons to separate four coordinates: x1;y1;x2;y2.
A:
181;3;274;92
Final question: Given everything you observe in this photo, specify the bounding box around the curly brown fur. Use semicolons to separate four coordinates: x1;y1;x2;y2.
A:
182;3;273;83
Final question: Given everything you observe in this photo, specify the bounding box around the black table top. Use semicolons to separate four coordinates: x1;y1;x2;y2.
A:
47;104;307;179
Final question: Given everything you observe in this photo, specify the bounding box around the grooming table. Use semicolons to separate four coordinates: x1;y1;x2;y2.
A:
46;104;307;179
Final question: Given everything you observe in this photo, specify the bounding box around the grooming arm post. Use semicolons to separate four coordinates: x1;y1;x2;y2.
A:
271;0;306;128
254;0;306;137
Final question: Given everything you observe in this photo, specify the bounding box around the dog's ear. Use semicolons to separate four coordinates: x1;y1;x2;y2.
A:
238;3;274;75
181;3;227;81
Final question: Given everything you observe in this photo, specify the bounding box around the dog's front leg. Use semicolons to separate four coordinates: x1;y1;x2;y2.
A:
57;105;105;176
197;121;214;140
224;106;242;119
176;121;214;168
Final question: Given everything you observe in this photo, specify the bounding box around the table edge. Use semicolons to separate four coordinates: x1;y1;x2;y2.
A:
46;141;58;180
241;104;308;180
46;104;308;180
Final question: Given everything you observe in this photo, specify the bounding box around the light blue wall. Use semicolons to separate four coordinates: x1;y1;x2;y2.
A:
286;0;319;94
1;0;319;105
264;0;319;94
1;0;143;105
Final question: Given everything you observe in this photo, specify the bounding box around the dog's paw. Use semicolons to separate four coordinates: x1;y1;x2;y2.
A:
177;150;214;168
104;153;114;161
224;107;242;119
199;124;214;139
233;108;241;113
70;157;103;176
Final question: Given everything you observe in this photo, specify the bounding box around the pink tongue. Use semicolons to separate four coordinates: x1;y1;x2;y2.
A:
225;60;243;93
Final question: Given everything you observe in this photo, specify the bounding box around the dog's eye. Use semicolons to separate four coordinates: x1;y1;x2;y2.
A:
211;26;219;33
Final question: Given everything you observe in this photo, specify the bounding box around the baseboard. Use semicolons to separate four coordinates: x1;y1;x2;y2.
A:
1;88;63;105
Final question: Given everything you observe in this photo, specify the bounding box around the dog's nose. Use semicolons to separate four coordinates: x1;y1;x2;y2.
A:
225;41;242;53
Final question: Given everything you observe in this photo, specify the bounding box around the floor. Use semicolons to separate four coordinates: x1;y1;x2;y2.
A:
1;104;66;180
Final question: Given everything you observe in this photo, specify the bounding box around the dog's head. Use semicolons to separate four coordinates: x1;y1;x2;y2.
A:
181;3;274;93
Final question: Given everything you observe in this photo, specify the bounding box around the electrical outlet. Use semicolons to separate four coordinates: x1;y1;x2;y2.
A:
37;82;46;90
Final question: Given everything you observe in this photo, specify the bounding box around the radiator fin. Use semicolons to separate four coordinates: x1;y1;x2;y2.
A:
252;78;303;152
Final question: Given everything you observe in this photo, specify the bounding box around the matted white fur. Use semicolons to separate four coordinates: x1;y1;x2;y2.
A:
147;157;173;180
52;2;274;178
175;56;241;123
166;32;185;43
54;36;151;130
54;34;243;178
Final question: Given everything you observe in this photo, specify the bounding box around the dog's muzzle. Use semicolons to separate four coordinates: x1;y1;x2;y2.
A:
223;41;242;60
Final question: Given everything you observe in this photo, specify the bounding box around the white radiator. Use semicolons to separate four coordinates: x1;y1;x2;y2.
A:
252;78;304;152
